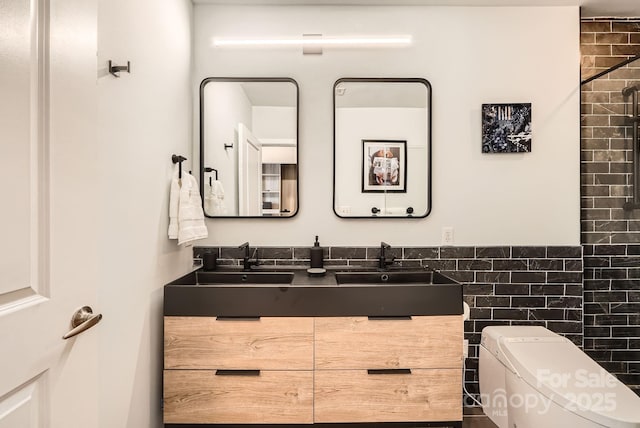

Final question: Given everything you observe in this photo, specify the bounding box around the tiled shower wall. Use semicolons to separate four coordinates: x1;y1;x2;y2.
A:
581;18;640;392
194;245;583;398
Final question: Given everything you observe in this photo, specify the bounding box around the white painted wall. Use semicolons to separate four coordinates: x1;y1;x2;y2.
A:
203;82;253;215
252;106;297;140
97;0;193;426
194;5;580;246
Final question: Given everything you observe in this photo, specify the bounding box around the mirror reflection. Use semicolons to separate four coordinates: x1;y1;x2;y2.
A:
200;78;298;217
333;78;431;218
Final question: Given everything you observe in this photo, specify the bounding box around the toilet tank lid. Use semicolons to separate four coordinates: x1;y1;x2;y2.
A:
481;325;559;342
480;326;560;356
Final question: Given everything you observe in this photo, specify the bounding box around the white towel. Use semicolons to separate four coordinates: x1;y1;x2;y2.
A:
168;168;208;245
168;169;180;239
205;180;227;215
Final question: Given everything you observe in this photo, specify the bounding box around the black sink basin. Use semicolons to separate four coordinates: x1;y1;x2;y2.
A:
335;270;434;284
197;271;294;284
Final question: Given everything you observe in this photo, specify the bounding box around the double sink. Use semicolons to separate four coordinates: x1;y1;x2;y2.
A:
197;270;296;284
195;268;448;285
165;266;463;317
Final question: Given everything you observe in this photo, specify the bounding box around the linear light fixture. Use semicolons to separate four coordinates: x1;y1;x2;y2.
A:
212;34;412;54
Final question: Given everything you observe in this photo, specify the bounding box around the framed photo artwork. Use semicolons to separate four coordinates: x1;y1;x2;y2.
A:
482;103;532;153
362;139;407;193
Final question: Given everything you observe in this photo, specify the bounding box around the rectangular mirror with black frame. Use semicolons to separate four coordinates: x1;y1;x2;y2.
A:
200;77;299;218
333;78;432;218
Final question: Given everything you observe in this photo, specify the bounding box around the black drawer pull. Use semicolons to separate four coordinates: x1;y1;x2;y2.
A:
367;369;412;375
215;370;261;376
367;316;412;320
215;316;261;321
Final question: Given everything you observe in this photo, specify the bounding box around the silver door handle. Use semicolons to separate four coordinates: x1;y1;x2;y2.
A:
62;306;103;339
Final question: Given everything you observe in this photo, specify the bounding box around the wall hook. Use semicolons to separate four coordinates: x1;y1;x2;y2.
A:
109;60;130;78
224;143;234;150
172;154;186;164
204;167;219;180
172;154;187;179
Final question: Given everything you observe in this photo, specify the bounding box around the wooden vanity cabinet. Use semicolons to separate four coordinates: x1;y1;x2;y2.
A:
314;316;463;423
162;280;464;427
164;316;314;370
163;316;314;424
314;315;463;369
314;368;462;423
163;314;463;426
164;369;313;424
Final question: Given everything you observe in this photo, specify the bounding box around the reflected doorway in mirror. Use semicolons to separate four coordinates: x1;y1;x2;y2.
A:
199;77;299;218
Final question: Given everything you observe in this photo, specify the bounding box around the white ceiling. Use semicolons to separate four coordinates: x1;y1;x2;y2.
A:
194;0;640;18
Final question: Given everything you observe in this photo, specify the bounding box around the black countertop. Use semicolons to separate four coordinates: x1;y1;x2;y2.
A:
164;267;463;317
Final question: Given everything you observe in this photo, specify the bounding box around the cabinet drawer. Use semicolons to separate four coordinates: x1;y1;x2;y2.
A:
315;316;463;369
164;369;313;424
314;369;462;423
164;316;313;370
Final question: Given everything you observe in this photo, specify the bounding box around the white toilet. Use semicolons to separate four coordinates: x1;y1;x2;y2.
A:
479;326;640;428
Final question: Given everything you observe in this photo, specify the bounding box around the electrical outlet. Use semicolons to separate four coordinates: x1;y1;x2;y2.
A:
463;339;469;359
337;206;352;215
442;226;454;246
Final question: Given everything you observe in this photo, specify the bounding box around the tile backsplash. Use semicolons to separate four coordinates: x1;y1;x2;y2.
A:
583;244;640;390
194;244;585;398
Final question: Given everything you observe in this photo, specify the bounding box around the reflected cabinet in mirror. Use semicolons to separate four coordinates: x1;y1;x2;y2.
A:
200;77;299;217
333;78;431;218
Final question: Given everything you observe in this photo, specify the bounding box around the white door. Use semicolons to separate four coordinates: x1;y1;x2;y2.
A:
0;0;100;427
237;123;262;216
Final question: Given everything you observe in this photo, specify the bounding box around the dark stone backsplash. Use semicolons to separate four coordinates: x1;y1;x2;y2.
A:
583;244;640;390
194;244;584;397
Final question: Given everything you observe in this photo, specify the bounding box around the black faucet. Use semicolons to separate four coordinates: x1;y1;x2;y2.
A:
378;241;396;270
238;242;259;270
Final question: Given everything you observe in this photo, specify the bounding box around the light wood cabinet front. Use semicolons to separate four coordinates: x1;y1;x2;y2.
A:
164;316;313;370
314;369;462;423
164;369;313;424
315;316;463;370
163;313;463;425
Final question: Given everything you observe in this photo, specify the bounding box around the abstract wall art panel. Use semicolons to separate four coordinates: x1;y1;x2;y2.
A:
482;103;532;153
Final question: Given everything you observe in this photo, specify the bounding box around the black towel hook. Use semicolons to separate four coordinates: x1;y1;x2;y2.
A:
172;154;187;179
108;60;130;78
204;167;218;181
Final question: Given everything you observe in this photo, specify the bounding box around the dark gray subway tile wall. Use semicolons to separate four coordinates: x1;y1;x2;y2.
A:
194;245;584;396
582;18;640;394
584;245;640;390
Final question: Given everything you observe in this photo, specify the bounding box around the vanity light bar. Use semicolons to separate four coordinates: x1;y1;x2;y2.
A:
212;36;412;47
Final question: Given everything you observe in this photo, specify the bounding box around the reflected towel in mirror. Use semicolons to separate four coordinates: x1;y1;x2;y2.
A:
205;180;227;215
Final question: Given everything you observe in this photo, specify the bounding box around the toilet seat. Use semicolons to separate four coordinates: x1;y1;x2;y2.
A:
496;332;640;428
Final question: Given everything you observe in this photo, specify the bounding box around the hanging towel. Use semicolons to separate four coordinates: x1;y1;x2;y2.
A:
168;168;208;245
177;172;208;245
205;180;227;215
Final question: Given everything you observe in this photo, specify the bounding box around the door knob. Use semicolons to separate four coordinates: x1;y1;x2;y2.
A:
62;306;103;339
